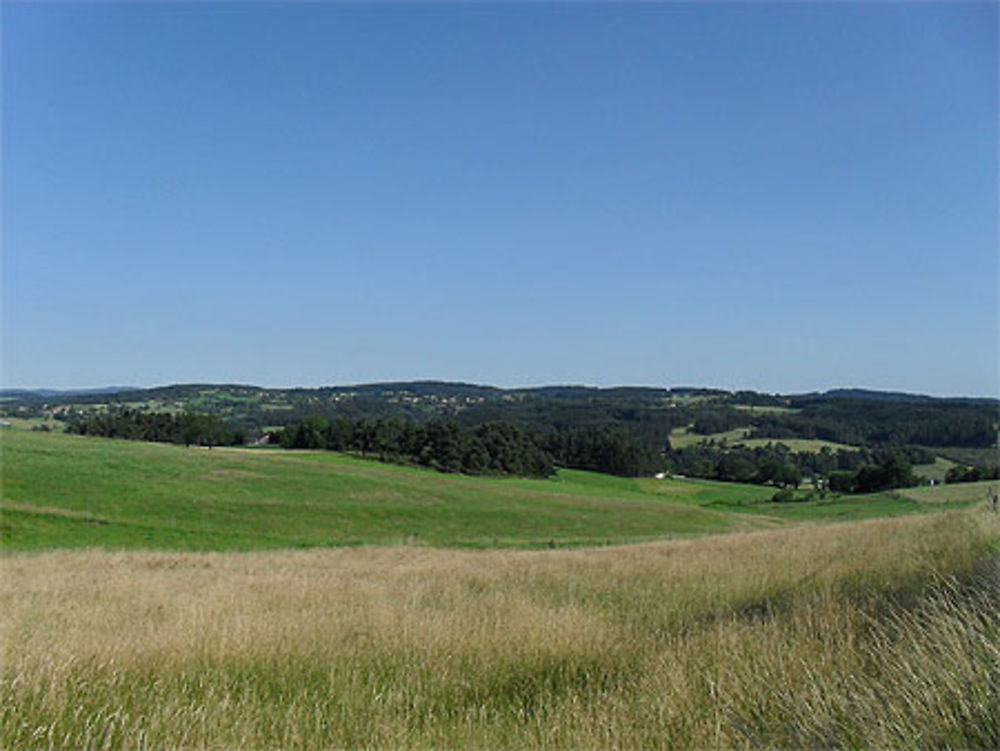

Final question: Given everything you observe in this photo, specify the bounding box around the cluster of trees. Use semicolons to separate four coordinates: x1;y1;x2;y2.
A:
827;453;916;493
540;427;665;477
690;410;752;436
663;443;930;494
66;409;245;447
945;464;1000;484
665;444;804;487
277;418;675;479
275;417;554;477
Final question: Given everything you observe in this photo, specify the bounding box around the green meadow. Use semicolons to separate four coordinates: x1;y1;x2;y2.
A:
668;425;752;448
668;424;857;453
912;456;958;483
0;429;744;551
738;436;858;452
0;428;983;553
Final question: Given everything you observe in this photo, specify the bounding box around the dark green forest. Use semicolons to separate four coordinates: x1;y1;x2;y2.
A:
66;410;245;447
277;417;554;477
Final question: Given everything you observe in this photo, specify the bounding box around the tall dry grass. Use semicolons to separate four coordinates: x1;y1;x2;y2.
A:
2;510;998;749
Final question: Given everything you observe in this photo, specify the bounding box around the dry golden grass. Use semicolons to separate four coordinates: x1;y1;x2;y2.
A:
2;509;998;749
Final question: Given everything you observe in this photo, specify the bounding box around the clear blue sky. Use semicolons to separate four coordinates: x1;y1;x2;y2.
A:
3;3;997;396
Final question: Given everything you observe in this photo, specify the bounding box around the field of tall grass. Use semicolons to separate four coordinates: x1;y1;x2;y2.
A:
3;508;997;749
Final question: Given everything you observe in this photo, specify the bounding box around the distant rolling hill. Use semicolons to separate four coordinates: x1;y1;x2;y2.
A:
3;381;994;406
0;386;140;401
801;388;999;405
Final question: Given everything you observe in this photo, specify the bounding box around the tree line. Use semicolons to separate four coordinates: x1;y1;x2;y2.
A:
274;417;554;477
662;442;936;494
274;418;680;479
944;464;1000;484
66;409;245;447
539;427;665;477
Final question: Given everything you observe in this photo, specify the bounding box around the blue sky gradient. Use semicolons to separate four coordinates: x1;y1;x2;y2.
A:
3;3;997;395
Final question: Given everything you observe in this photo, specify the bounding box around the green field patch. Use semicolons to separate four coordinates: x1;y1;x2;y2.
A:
668;426;752;449
718;494;928;523
636;476;773;505
0;417;66;432
912;457;957;484
0;500;112;521
931;446;1000;468
202;468;266;482
894;480;997;505
737;438;857;453
113;400;184;413
731;404;800;415
668;427;854;454
636;474;975;524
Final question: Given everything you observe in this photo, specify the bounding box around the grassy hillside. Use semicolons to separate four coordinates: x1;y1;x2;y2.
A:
896;481;998;504
3;510;997;748
1;430;756;551
913;455;958;483
1;429;984;552
668;425;856;453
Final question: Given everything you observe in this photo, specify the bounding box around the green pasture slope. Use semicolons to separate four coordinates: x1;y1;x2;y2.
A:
0;429;986;552
668;425;855;453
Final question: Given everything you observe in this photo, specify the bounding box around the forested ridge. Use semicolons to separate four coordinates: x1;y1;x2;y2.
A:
750;399;995;447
